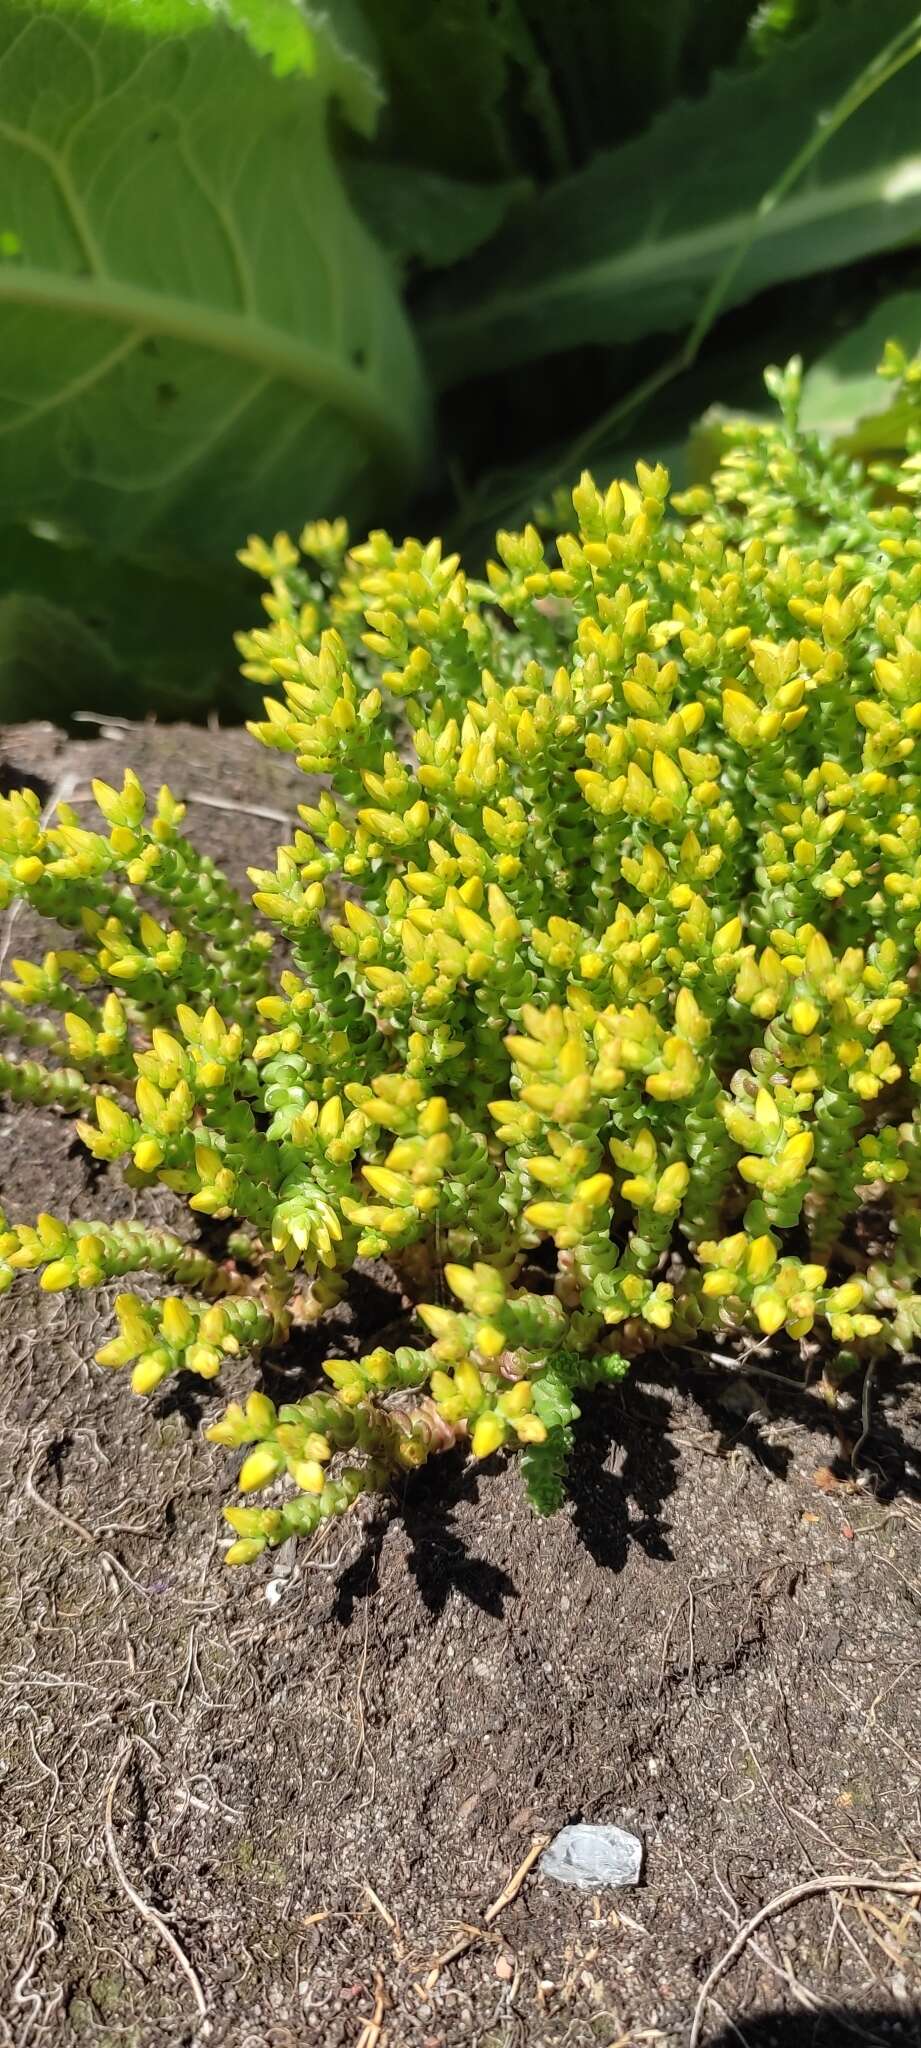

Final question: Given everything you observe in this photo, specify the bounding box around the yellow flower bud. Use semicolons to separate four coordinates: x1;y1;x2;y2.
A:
292;1460;326;1494
39;1258;75;1291
653;1162;689;1214
780;1131;814;1173
161;1298;195;1346
827;1281;864;1313
525;1200;568;1230
205;1404;247;1447
131;1354;171;1395
224;1538;266;1566
754;1088;781;1135
197;1061;226;1090
746;1235;778;1281
362;1165;410;1202
514;1414;548;1443
245;1391;277;1432
238;1444;285;1493
804;932;834;980
186;1342;222;1379
498;1379;534;1418
471;1411;506;1459
528;1155;569;1190
133;1137;165;1173
790;999;820;1035
714;915;743;954
197;1304;227;1345
455;1361;485;1411
95;1335;135;1368
417;1303;457;1340
702;1270;735;1298
14;855;44;885
754;1291;786;1335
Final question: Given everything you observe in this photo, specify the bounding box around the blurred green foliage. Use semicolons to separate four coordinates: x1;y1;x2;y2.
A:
0;0;920;719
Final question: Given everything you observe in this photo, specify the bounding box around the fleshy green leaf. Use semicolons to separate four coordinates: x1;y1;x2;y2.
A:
0;0;427;566
532;1365;579;1432
422;0;921;385
520;1426;572;1514
574;1349;631;1390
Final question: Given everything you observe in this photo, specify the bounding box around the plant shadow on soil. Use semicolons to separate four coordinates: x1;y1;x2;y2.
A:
159;1211;921;1612
667;1352;921;1508
706;2009;921;2045
157;1321;921;1635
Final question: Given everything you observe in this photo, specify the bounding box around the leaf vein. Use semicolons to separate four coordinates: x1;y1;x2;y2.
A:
0;328;141;440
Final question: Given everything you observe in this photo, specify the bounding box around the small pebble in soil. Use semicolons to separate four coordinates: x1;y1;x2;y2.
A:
540;1823;643;1890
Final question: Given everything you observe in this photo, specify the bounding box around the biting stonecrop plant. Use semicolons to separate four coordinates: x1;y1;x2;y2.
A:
3;350;921;1566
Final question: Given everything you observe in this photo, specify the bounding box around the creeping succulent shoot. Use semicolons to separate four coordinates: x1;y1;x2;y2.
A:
3;352;921;1567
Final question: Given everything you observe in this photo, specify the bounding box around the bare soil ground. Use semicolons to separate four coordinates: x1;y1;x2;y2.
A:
1;719;920;2048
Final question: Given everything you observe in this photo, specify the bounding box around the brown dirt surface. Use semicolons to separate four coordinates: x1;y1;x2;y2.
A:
1;719;921;2048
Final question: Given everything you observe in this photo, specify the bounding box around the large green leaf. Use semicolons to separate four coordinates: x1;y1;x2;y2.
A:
357;0;568;181
0;522;250;720
799;288;921;436
345;163;530;271
28;0;385;131
421;0;921;385
219;0;383;133
682;288;921;482
358;0;763;183
509;0;756;163
744;0;836;59
0;0;427;565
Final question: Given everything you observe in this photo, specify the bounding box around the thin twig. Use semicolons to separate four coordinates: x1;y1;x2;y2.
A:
689;1871;921;2047
851;1356;878;1476
185;790;299;828
351;1601;371;1775
355;1973;386;2048
25;1447;96;1547
852;1893;914;1974
657;1591;689;1697
364;1882;400;1937
71;709;148;732
484;1835;550;1926
424;1835;550;1989
103;1741;209;2024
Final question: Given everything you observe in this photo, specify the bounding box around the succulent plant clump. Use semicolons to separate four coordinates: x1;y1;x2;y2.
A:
2;351;921;1565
